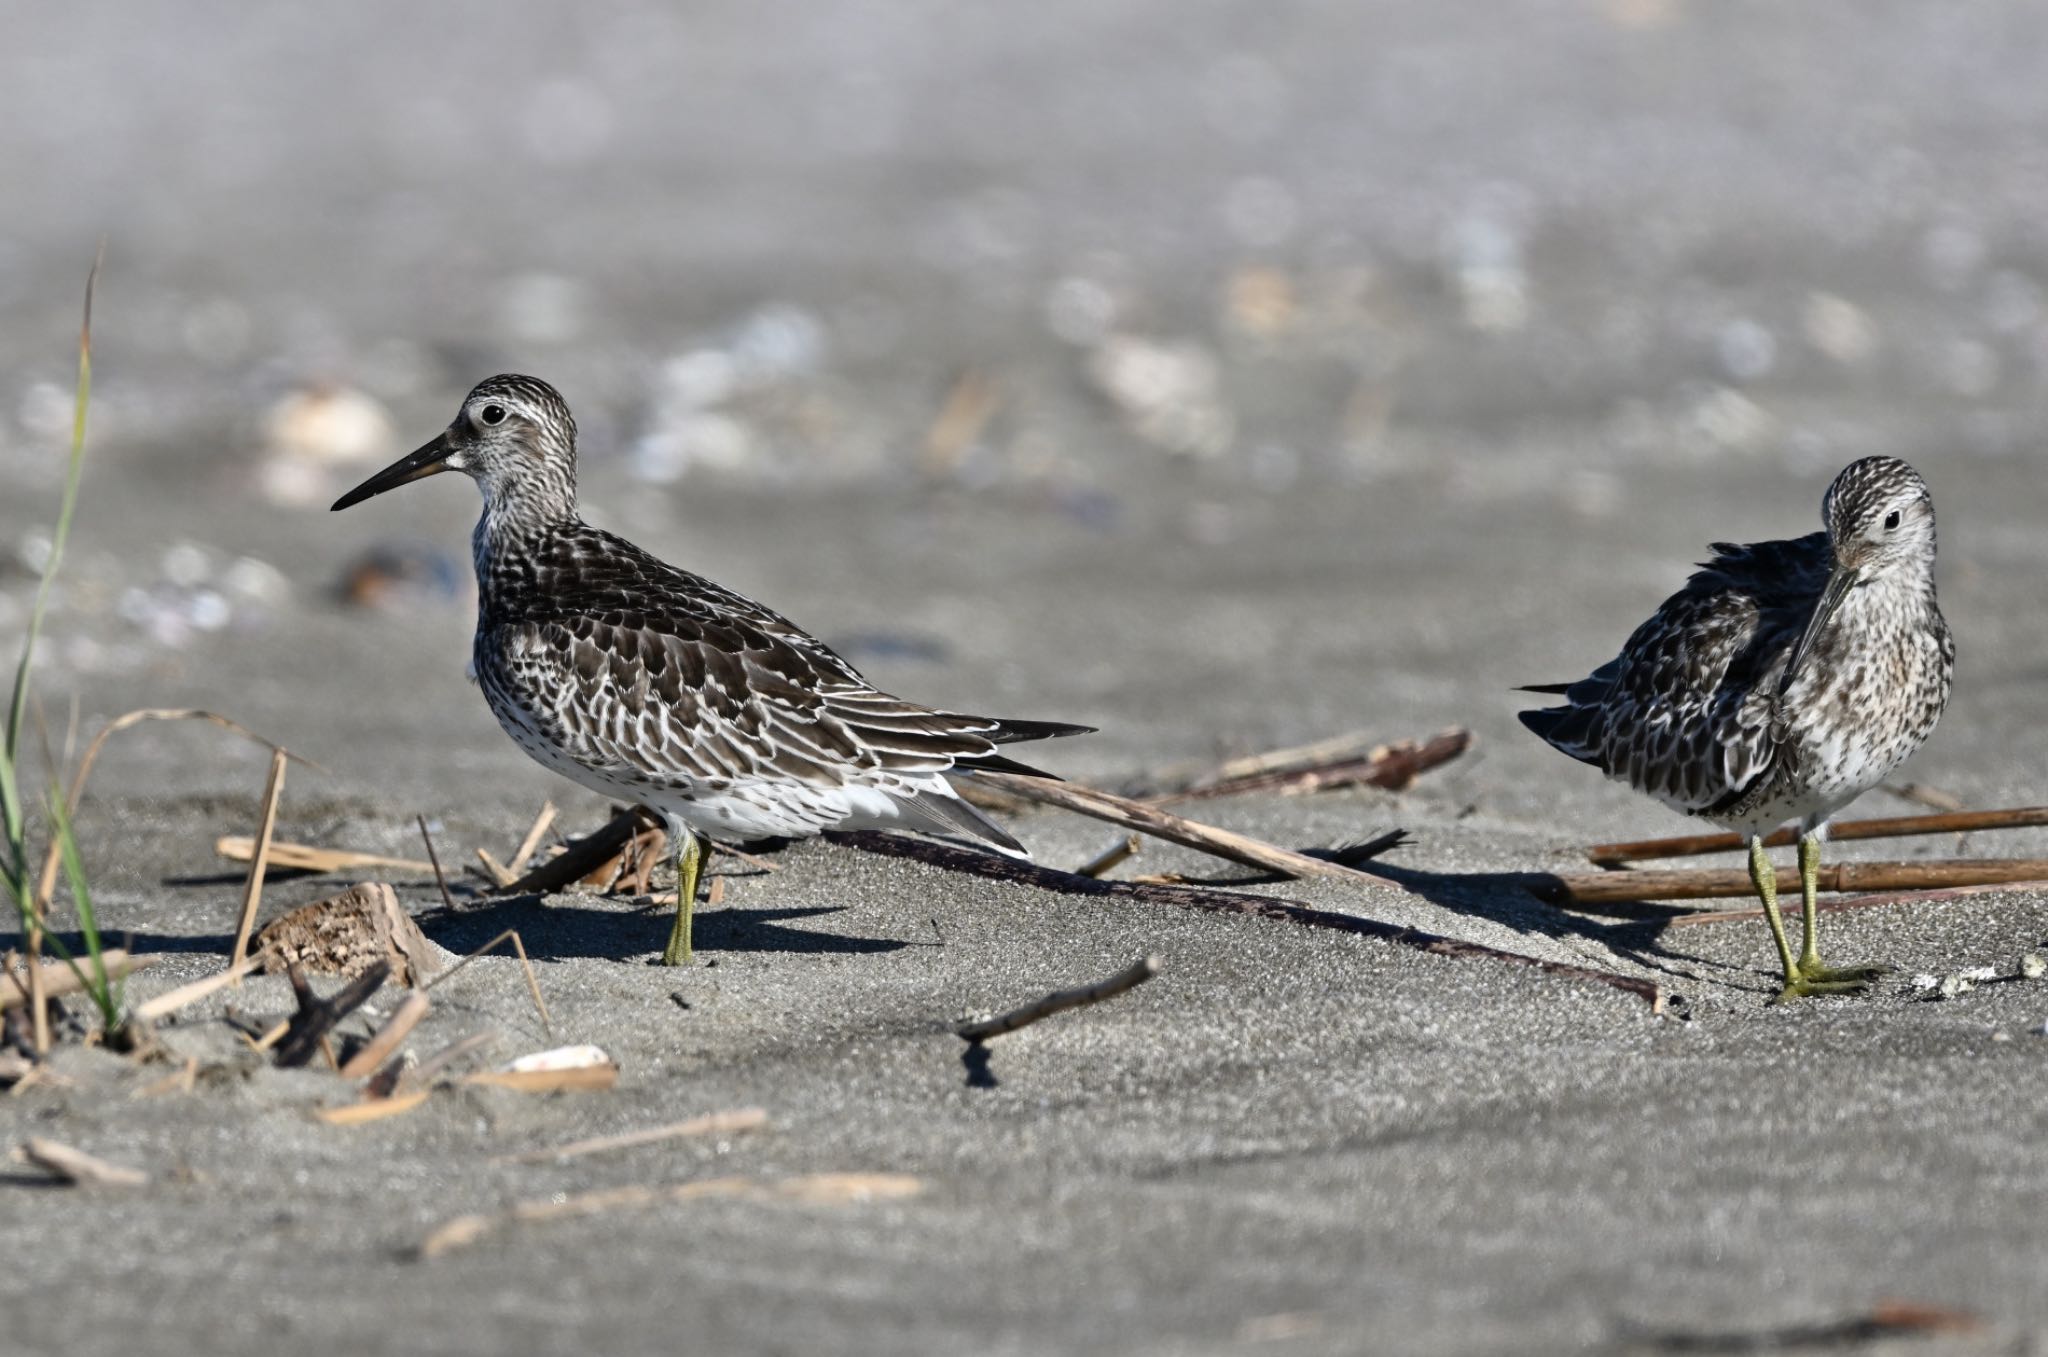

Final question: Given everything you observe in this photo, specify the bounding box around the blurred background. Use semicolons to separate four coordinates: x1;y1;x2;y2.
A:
0;0;2044;812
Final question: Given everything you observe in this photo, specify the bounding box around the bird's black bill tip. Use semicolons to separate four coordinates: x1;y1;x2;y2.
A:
330;432;455;512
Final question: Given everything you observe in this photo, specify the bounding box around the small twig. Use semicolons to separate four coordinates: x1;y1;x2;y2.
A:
507;802;557;877
20;1137;147;1187
417;816;459;912
423;929;552;1038
973;771;1410;890
1585;806;2048;866
229;748;290;979
833;832;1663;1008
1536;858;2048;907
957;955;1159;1042
1169;727;1472;801
132;956;261;1022
338;989;430;1078
1074;835;1140;879
711;842;780;874
492;1107;769;1165
274;962;391;1069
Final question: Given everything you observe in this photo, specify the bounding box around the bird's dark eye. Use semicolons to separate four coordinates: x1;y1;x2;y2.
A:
1883;509;1901;530
479;404;507;426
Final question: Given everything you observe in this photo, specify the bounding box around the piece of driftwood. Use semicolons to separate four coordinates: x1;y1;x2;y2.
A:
20;1137;147;1187
255;882;442;986
1172;727;1472;801
497;808;646;894
494;1107;770;1165
1;950;157;1012
274;962;391;1069
417;1173;925;1261
229;748;290;974
338;989;430;1078
1534;858;2048;907
1585;806;2048;866
972;771;1409;889
958;955;1159;1042
216;837;437;875
832;832;1663;1008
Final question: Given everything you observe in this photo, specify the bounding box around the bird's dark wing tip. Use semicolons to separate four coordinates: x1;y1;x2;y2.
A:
989;718;1095;744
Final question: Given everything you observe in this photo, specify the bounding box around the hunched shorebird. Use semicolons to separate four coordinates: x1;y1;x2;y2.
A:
333;374;1090;965
1519;456;1954;1000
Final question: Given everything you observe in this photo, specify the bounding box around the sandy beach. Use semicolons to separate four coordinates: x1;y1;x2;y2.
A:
4;4;2048;1353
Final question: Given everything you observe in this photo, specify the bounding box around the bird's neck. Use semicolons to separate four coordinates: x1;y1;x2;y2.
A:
472;478;577;606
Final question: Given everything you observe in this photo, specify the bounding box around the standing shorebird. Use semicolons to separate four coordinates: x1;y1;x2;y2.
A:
332;374;1090;964
1519;457;1954;1000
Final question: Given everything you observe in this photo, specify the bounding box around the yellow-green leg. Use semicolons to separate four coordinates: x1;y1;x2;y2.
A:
1791;831;1885;992
661;828;703;967
1748;836;1800;992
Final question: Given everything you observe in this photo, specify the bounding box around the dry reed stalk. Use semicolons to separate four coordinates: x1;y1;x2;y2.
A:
21;1136;147;1187
228;748;289;978
1535;858;2048;907
131;956;261;1021
338;989;430;1078
422;929;552;1037
1;950;155;1011
974;771;1408;889
1585;805;2048;865
214;837;437;875
418;1173;923;1260
507;801;557;876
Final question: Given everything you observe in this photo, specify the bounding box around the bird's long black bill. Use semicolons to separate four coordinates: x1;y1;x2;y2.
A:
330;431;454;511
1776;564;1859;703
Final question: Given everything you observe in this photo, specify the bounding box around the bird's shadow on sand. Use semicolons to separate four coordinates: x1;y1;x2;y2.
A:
424;893;909;962
1167;856;1758;992
11;883;911;967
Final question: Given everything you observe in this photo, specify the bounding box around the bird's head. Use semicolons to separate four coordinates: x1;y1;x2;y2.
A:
332;373;577;517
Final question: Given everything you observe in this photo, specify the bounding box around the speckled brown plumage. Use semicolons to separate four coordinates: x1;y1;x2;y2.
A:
1521;456;1953;838
335;374;1089;856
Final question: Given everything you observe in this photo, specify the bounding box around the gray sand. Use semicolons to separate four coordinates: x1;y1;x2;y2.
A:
5;4;2048;1354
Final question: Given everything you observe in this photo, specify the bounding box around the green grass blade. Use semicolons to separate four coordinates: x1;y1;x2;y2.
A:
47;786;118;1027
5;252;97;766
